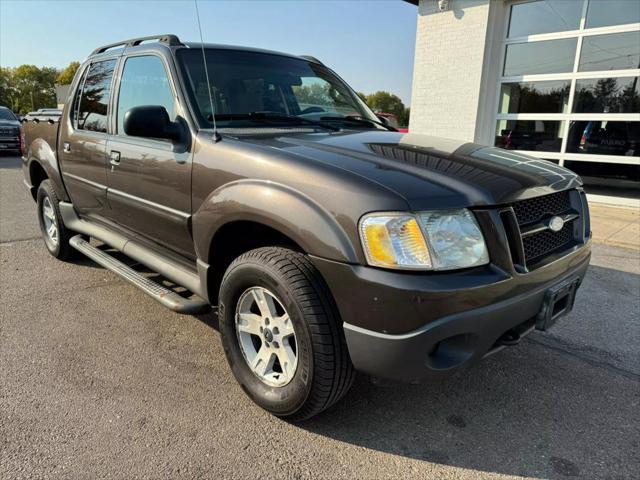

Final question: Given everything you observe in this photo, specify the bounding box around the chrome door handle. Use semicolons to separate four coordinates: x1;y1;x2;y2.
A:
63;142;71;153
109;150;121;165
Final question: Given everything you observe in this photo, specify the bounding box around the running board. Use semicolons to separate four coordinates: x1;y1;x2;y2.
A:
58;202;210;302
70;235;209;314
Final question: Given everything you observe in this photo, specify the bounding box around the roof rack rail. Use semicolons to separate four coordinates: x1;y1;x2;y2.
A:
300;55;323;65
91;34;182;55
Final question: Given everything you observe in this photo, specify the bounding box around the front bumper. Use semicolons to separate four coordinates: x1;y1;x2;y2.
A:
0;138;20;151
311;242;590;382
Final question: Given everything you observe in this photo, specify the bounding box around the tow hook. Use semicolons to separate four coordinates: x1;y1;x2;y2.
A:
496;329;521;347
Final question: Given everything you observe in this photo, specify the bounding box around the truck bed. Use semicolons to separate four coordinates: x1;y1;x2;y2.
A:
22;112;61;155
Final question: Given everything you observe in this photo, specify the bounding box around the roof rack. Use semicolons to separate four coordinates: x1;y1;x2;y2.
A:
300;55;324;65
91;34;183;55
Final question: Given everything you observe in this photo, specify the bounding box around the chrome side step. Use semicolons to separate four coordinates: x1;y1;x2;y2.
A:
70;235;209;314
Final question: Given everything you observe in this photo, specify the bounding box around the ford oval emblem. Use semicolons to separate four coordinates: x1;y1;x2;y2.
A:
548;216;564;232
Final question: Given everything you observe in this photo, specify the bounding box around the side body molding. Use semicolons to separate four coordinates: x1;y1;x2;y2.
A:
25;138;70;201
192;179;358;264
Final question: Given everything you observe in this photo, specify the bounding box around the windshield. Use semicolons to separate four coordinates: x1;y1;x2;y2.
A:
0;108;17;121
177;48;380;130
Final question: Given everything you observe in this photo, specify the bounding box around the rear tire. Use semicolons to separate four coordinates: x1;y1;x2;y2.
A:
219;247;355;421
36;179;75;260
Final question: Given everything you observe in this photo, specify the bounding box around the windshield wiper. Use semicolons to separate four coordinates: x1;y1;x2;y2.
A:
212;111;339;131
320;115;397;131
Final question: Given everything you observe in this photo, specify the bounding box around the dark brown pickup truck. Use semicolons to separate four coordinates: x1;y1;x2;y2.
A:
22;34;591;420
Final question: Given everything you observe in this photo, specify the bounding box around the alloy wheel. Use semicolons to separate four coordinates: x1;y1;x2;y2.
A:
235;286;298;387
42;196;58;246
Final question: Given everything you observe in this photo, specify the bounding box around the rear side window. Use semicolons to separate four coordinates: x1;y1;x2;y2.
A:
116;55;176;136
76;59;116;133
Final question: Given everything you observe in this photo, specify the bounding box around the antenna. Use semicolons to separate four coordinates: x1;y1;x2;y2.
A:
194;0;221;142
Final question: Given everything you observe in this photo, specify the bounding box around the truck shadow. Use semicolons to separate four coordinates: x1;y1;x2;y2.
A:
298;341;636;478
295;263;639;479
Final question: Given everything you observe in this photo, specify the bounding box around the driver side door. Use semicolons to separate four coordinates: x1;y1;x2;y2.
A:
105;54;194;257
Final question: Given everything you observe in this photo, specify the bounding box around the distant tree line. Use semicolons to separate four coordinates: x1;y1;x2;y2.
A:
0;62;79;115
357;91;410;127
0;61;413;126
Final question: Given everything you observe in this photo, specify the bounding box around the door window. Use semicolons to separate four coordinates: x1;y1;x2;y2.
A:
116;55;177;136
76;59;116;133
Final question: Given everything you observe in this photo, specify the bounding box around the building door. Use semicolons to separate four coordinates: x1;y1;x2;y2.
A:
494;0;639;191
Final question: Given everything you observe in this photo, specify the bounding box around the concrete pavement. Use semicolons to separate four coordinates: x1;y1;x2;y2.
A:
1;154;639;479
589;204;639;251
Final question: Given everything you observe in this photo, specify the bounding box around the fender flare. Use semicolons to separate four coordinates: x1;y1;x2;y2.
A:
26;138;69;201
192;179;359;264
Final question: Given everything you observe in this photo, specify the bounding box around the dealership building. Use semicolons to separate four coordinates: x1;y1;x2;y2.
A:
405;0;639;205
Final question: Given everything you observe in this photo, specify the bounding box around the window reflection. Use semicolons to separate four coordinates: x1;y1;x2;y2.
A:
504;38;577;76
495;120;564;152
586;0;640;29
117;56;177;136
565;160;640;183
579;31;640;72
500;80;570;114
567;121;639;156
77;60;116;133
508;0;582;38
573;77;640;113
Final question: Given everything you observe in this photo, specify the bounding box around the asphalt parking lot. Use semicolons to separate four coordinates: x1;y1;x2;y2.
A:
1;154;638;479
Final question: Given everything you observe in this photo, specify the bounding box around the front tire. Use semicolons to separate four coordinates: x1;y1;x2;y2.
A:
36;179;75;260
219;247;355;421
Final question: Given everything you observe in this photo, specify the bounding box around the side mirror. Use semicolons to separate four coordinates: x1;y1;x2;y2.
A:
124;105;181;141
376;115;390;127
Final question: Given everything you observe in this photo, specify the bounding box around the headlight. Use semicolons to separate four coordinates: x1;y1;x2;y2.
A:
359;209;489;271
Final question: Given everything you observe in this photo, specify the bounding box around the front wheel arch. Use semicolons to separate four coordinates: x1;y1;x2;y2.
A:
192;179;360;266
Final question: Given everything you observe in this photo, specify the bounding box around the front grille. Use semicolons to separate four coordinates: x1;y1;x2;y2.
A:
0;127;17;138
508;190;580;269
521;221;574;264
512;190;571;225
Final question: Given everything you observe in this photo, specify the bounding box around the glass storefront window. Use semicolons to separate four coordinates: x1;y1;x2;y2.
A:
573;77;640;113
564;160;640;183
508;0;582;38
497;0;640;177
495;120;564;152
499;80;570;114
585;0;640;29
504;38;577;76
579;31;640;72
567;121;639;156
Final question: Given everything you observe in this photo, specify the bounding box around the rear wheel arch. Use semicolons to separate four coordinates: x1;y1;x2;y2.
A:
26;137;70;202
29;160;48;200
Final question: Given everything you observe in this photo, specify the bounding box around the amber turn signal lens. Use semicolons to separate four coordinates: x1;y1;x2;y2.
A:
360;214;432;269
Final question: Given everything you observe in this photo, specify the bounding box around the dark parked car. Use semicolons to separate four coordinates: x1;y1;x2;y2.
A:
22;35;591;420
0;106;22;153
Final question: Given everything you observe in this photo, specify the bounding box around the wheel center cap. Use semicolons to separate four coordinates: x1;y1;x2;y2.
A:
263;328;274;342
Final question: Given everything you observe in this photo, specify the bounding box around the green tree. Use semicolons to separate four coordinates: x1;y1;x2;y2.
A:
0;67;20;112
0;65;57;114
356;91;368;104
399;107;410;128
56;61;80;85
365;91;405;120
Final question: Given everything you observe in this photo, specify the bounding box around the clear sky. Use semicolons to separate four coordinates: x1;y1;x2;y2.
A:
0;0;417;103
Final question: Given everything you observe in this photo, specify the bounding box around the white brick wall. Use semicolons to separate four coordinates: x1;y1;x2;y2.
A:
409;0;492;142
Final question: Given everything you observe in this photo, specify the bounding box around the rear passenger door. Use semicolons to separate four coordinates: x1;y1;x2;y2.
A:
105;54;194;257
59;58;117;218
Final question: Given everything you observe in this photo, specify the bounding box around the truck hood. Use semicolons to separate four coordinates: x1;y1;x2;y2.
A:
231;130;582;209
0;119;20;128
